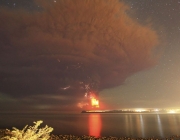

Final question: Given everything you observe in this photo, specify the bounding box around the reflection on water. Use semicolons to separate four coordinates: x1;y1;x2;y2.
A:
125;114;133;136
167;114;179;135
1;113;180;138
88;114;102;137
108;114;180;138
139;115;145;137
157;115;163;137
125;114;145;137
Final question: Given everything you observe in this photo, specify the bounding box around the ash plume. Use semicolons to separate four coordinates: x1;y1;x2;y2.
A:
0;0;159;98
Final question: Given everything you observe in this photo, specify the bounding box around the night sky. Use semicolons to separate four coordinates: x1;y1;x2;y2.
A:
0;0;180;114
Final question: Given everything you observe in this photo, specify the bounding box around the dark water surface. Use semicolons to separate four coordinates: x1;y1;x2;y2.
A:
1;113;180;138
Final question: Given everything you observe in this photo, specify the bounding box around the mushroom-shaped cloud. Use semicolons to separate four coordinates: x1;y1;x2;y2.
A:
0;0;159;98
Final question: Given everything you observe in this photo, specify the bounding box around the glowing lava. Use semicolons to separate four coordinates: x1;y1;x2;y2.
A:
91;97;99;108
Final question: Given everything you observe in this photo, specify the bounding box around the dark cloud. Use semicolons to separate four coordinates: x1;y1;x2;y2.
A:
0;0;159;100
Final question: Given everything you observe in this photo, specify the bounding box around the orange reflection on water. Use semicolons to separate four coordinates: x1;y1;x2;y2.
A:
88;114;102;137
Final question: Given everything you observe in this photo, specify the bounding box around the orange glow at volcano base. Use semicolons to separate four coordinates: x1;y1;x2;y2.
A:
91;98;99;108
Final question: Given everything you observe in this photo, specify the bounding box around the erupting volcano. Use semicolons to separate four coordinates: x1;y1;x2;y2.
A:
88;92;100;108
91;97;99;108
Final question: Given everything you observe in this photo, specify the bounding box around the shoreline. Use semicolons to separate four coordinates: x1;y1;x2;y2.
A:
1;129;180;140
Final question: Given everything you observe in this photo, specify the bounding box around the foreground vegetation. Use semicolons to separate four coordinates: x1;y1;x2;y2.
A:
0;121;180;140
0;121;53;140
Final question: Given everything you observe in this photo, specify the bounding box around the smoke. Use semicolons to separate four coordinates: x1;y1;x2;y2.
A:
0;0;159;98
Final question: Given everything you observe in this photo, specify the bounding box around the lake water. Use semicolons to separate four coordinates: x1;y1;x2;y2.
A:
1;113;180;138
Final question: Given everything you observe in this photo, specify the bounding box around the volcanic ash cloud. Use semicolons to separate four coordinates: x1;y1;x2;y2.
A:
0;0;159;97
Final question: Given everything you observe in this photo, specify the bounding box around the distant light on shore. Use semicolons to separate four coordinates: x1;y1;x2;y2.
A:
135;108;148;112
167;110;176;114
